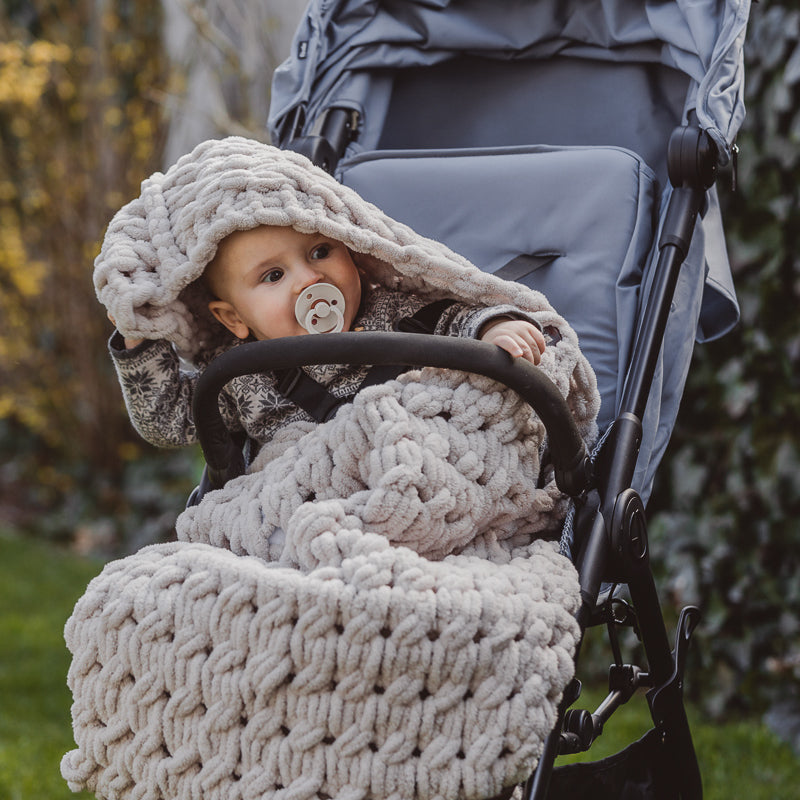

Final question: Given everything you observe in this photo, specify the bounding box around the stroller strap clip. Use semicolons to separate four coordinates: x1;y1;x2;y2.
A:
275;300;456;422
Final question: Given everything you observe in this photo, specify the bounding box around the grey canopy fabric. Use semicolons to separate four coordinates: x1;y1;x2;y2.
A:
269;0;749;161
266;0;751;498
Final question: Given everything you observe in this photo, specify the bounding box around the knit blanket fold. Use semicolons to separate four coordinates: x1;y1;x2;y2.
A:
62;534;581;800
61;358;592;800
176;367;572;566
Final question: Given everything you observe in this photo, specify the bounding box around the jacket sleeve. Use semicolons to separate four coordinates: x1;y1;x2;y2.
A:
434;302;544;340
109;333;241;448
368;287;542;340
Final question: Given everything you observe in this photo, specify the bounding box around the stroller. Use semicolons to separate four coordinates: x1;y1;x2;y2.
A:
61;1;750;799
262;1;748;795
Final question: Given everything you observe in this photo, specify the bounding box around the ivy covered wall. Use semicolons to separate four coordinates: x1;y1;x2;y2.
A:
648;0;800;745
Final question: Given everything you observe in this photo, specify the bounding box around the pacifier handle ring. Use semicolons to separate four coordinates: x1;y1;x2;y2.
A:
295;282;347;334
304;305;344;333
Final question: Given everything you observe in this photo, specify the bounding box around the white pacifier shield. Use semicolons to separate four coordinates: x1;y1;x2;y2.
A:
295;282;346;334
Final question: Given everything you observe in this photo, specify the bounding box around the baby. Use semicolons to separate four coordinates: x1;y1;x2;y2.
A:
95;134;600;564
103;139;546;450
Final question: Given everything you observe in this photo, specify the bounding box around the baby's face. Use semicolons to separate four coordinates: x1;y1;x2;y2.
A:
206;226;362;341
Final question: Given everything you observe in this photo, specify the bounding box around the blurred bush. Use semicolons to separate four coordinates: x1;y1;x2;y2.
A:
0;0;797;746
0;1;289;555
0;1;195;552
648;0;800;746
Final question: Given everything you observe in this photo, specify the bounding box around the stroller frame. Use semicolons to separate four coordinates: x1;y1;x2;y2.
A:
191;115;721;800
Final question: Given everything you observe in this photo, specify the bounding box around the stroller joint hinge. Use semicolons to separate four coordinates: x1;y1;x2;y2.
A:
555;447;594;498
287;106;360;173
608;488;649;580
559;708;596;754
647;605;701;726
559;666;651;755
667;125;718;191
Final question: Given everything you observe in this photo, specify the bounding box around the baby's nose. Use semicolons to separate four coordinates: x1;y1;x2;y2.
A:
295;264;325;290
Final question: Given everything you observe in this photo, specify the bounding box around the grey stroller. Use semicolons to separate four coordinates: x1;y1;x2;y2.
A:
260;1;749;796
61;1;750;799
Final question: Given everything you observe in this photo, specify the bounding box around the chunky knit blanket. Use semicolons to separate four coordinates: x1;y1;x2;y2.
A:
177;366;575;565
62;533;581;800
61;365;587;800
64;138;600;799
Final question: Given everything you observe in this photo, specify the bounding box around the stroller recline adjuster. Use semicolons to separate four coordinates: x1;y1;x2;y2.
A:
609;488;649;578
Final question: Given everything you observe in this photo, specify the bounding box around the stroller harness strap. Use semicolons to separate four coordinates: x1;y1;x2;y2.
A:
274;299;455;422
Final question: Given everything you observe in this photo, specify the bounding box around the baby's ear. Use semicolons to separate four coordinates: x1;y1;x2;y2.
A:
208;300;249;340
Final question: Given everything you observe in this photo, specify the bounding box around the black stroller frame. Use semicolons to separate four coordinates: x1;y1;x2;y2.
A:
190;113;721;799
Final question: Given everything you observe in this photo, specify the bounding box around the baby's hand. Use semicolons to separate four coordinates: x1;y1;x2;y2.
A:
479;318;546;365
107;312;144;350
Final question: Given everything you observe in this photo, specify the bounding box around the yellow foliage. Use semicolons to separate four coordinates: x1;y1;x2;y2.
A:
0;211;45;297
0;2;167;460
0;39;71;108
28;40;71;65
104;105;124;128
9;117;30;138
118;441;143;463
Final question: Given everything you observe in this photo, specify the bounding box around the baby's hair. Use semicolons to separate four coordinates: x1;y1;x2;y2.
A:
202;251;224;302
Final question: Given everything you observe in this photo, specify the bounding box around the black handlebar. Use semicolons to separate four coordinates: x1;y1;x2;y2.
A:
192;332;592;496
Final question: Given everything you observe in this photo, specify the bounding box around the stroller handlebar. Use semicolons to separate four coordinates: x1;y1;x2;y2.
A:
192;331;592;496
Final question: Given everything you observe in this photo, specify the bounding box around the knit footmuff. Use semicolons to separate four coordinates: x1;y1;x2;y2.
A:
61;369;588;799
177;369;568;565
62;533;580;800
70;136;597;799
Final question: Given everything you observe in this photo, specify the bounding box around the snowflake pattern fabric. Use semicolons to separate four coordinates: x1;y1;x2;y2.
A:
110;283;531;449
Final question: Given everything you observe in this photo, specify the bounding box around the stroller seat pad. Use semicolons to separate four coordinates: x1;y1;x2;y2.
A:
339;145;658;431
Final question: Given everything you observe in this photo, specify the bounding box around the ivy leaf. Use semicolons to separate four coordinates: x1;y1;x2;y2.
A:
785;42;800;84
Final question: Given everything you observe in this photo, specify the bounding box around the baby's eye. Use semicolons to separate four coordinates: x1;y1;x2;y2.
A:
261;268;283;284
310;243;331;260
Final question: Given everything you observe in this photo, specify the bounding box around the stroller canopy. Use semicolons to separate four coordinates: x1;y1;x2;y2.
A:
267;0;750;495
269;0;748;162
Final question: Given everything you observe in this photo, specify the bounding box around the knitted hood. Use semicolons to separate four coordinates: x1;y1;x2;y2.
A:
95;135;598;439
96;137;573;353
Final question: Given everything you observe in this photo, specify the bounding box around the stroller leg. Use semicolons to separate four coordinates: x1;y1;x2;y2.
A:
628;572;703;799
522;686;578;800
599;441;704;799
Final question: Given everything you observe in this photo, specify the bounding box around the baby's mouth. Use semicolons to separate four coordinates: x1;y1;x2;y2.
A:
294;283;346;334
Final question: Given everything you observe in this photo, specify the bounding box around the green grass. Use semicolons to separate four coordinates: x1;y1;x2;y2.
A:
554;686;800;799
1;529;799;800
0;530;101;800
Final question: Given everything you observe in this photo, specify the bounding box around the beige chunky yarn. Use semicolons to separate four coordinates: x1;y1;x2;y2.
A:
61;363;591;799
67;136;601;800
62;535;581;800
177;368;569;565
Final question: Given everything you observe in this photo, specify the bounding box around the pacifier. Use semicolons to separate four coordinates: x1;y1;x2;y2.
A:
294;282;346;334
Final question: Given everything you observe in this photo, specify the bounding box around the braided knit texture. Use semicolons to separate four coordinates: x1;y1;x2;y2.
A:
70;135;599;799
62;534;580;800
61;360;589;800
177;368;572;565
92;135;600;378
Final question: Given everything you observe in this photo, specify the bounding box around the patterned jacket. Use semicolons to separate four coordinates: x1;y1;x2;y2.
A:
110;283;537;448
